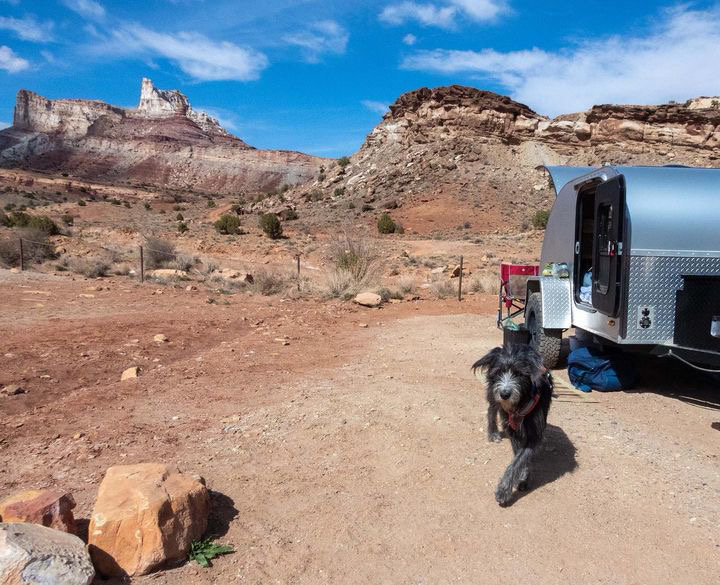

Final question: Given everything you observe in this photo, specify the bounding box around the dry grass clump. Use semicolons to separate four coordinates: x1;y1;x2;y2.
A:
431;280;457;299
470;273;500;294
173;254;196;273
395;275;417;296
144;237;176;268
325;230;381;298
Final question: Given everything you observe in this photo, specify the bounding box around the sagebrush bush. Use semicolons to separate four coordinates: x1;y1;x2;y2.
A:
259;213;283;239
470;273;500;294
0;228;55;266
78;200;86;206
214;214;241;235
377;213;397;234
68;257;110;278
431;280;457;299
207;199;216;208
173;254;195;272
62;214;74;226
337;156;350;168
325;231;380;298
5;212;59;235
144;237;176;268
176;212;184;221
177;221;189;233
532;209;550;230
248;270;291;295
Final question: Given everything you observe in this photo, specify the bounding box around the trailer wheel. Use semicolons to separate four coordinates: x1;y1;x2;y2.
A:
526;292;562;369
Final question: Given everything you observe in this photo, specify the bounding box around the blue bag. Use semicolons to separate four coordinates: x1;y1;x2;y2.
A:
567;347;635;392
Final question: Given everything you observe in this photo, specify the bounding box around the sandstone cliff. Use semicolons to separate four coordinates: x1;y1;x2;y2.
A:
274;86;720;233
0;79;326;194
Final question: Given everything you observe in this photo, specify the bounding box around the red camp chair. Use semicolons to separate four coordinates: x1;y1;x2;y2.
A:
497;263;539;327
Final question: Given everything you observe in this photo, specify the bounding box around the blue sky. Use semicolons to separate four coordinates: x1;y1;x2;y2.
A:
2;1;720;157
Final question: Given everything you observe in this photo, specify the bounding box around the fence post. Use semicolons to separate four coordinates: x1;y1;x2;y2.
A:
139;245;144;283
458;255;464;301
19;238;24;271
296;254;301;292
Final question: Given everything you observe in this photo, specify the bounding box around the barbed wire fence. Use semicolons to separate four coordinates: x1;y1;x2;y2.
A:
7;235;305;290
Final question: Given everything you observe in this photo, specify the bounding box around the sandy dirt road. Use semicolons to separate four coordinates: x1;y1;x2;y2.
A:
1;271;718;584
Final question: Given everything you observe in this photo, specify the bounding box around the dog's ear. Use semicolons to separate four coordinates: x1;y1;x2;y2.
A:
471;346;504;376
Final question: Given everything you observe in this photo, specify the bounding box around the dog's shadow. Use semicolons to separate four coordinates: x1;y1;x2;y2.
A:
513;423;577;504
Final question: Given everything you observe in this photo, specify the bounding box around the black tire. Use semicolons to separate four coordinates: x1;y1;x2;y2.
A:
526;292;562;369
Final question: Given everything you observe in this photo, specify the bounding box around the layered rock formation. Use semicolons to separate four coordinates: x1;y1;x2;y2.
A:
279;85;720;232
0;79;326;194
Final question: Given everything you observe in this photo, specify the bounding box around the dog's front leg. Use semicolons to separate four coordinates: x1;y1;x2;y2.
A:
495;447;535;506
487;403;502;442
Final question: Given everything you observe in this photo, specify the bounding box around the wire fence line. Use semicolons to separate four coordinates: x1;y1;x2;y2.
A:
7;234;305;287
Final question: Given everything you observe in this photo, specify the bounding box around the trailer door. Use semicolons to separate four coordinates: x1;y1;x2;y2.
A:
592;175;626;316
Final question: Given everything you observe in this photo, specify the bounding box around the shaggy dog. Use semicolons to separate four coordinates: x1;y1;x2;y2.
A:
472;344;553;506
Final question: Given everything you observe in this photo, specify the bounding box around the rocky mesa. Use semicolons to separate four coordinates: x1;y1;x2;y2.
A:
0;79;327;195
276;86;720;232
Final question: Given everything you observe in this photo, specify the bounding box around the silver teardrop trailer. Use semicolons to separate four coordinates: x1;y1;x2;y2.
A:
522;165;720;370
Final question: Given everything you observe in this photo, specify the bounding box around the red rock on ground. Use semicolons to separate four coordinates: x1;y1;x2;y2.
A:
0;490;77;534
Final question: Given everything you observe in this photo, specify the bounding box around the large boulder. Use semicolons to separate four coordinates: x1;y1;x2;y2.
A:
0;523;94;585
0;490;76;534
88;463;210;577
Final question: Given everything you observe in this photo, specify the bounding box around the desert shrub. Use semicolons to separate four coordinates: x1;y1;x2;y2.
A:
248;270;290;296
173;254;195;272
337;156;351;169
7;212;59;235
144;202;151;210
123;201;131;208
325;231;380;298
347;201;356;210
0;229;55;266
334;187;345;197
68;257;110;278
214;214;241;235
207;199;216;208
532;209;550;230
176;212;184;221
431;280;456;299
199;260;218;275
377;287;403;302
61;214;74;226
173;204;182;211
377;213;397;234
394;223;405;234
309;190;324;202
259;213;283;239
78;200;86;206
111;199;121;206
396;275;417;296
283;209;298;221
144;237;176;268
0;212;9;227
4;203;14;211
177;221;189;233
470;273;500;294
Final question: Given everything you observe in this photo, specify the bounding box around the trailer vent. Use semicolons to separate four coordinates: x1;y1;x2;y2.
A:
673;276;720;352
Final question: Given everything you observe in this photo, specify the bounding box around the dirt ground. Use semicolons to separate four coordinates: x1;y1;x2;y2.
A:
1;268;719;584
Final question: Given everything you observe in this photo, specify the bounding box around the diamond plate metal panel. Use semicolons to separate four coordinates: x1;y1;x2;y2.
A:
540;277;572;329
625;255;720;343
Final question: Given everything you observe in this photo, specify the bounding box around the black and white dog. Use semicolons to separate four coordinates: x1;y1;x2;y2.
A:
472;344;553;506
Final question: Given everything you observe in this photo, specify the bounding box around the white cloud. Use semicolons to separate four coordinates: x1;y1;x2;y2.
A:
0;45;29;73
403;33;418;45
110;24;269;81
62;0;106;21
362;100;390;115
0;16;54;42
380;1;507;29
401;5;720;116
283;20;349;62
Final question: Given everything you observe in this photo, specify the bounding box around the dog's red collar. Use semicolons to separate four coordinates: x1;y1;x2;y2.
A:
507;392;541;431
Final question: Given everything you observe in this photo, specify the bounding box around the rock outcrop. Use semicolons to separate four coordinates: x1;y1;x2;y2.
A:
277;85;720;232
88;463;209;577
0;490;77;534
0;79;327;195
0;523;94;585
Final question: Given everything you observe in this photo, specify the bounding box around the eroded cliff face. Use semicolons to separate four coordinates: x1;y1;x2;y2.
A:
0;79;326;194
278;85;720;232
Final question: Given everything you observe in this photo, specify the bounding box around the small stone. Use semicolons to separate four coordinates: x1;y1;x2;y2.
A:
120;366;139;381
358;323;369;328
153;334;168;343
185;285;197;291
78;293;95;298
1;384;25;396
354;292;382;307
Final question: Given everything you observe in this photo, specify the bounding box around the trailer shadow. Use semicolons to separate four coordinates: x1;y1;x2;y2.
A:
624;355;720;411
512;423;577;505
